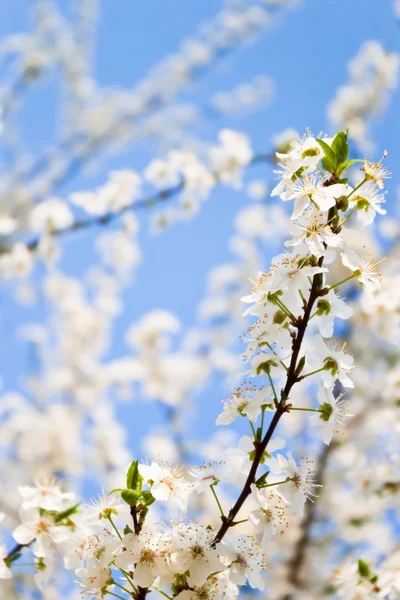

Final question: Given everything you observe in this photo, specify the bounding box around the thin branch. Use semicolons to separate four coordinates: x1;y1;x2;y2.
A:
212;200;336;547
2;152;272;257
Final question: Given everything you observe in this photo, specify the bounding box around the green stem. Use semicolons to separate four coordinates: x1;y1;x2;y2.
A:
267;371;278;406
249;420;257;439
339;206;357;227
299;367;326;380
275;298;297;322
232;518;248;526
113;581;133;595
262;478;291;488
118;567;137;591
346;176;367;200
107;516;122;541
152;586;173;600
210;484;225;518
290;407;321;412
266;342;288;371
106;592;126;600
260;407;265;433
329;273;356;291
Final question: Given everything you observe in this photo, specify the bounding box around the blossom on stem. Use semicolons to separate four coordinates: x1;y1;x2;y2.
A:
314;289;353;338
218;535;265;590
18;477;75;511
216;384;272;425
114;531;172;587
248;484;288;547
139;461;192;511
350;180;387;225
341;248;382;296
275;452;320;517
309;385;352;445
307;334;354;388
169;522;223;587
285;207;343;257
13;508;68;558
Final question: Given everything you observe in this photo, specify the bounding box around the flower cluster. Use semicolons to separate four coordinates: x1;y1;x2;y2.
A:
0;129;394;600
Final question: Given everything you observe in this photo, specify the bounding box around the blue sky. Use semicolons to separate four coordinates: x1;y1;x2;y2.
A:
0;0;399;467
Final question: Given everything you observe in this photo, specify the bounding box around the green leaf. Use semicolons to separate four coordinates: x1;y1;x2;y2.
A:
121;488;141;506
295;356;306;377
54;502;81;524
256;471;270;488
140;491;156;507
123;524;133;535
126;460;143;492
256;360;277;376
331;131;349;164
321;156;333;172
358;559;371;578
337;159;363;175
317;139;337;171
7;553;22;565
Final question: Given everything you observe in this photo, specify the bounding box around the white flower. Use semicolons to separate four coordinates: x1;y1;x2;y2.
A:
334;559;378;599
285;207;343;257
77;564;112;590
271;154;302;199
309;385;352;445
248;484;288;547
175;574;235;600
0;243;33;279
241;320;291;361
216;384;271;425
34;553;57;591
71;170;141;215
314;289;353;338
170;523;223;587
210;129;253;188
64;531;120;571
13;508;68;558
307;334;354;388
189;463;223;494
289;131;324;169
144;158;181;189
341;248;382;296
139;462;192;511
275;452;319;517
218;535;265;590
0;545;12;579
86;492;126;522
350;180;387;225
0;215;17;235
30;198;73;232
361;156;391;188
114;531;172;588
249;352;287;379
241;272;275;317
268;250;327;296
285;175;350;219
18;477;75;511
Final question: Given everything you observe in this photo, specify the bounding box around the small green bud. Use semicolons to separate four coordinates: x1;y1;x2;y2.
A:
323;357;338;376
316;299;331;316
319;402;333;422
358;559;371;578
